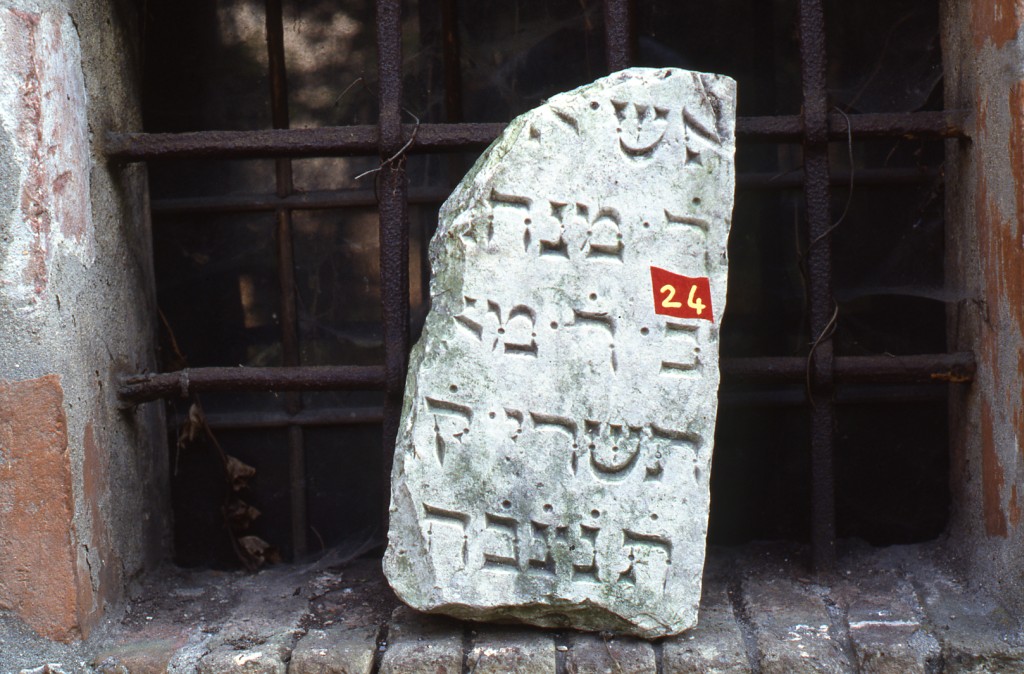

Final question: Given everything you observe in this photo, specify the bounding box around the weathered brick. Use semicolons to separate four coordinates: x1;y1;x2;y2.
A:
664;580;751;674
917;575;1024;673
566;633;655;674
378;607;463;674
466;627;556;674
290;625;378;674
833;572;938;674
742;576;851;674
0;375;83;641
197;640;289;674
91;633;187;674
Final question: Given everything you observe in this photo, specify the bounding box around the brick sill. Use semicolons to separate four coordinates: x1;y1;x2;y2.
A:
3;541;1023;673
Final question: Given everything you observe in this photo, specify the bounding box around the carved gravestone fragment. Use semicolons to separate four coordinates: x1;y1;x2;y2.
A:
384;68;736;638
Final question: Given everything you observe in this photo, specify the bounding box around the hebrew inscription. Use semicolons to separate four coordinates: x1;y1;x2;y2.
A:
385;68;736;638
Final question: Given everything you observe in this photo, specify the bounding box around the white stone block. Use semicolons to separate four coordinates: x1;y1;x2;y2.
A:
384;67;736;638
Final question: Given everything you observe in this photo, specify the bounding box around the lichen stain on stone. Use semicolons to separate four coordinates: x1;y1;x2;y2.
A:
973;0;1024;49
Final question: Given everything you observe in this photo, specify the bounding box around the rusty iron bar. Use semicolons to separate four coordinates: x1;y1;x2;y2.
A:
150;187;452;215
118;366;387;404
720;353;975;384
737;110;969;141
103;111;968;162
798;0;836;573
172;407;385;431
737;167;940;190
720;384;950;408
147;167;938;218
376;0;410;533
603;0;633;71
265;0;308;559
118;353;971;405
440;0;463;122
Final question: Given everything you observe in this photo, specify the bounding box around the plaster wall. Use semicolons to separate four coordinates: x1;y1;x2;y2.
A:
942;0;1024;615
0;0;168;641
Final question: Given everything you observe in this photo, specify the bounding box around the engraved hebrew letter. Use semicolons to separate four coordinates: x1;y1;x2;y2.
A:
529;412;579;473
573;524;601;583
613;100;671;159
423;503;470;570
550;106;580;133
570;310;617;372
585;421;643;479
487;189;533;246
660;322;701;376
537;201;570;258
551;524;600;584
664;209;710;233
527;521;556;576
617;530;673;593
425;397;473;466
585;207;624;261
454;296;484;341
504;408;524;442
503;305;538;356
481;512;520;571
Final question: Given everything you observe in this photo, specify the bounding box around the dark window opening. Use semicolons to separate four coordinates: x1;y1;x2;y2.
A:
130;0;965;570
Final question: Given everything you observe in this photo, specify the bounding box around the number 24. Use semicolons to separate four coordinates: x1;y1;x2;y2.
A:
659;283;706;315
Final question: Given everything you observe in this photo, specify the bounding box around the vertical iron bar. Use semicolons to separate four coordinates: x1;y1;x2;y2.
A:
377;0;410;533
440;0;463;123
798;0;836;572
266;0;307;559
603;0;633;72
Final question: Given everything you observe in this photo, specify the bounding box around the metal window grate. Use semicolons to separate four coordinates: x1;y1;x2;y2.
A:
113;0;974;570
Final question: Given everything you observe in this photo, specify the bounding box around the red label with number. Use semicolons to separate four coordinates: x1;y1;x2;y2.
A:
650;266;713;321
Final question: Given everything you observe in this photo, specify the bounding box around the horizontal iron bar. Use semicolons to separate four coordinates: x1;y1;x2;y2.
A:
739;167;940;190
170;406;384;430
149;167;940;217
150;187;452;215
119;365;386;404
121;352;972;405
736;110;968;141
105;111;969;162
719;382;949;407
721;352;975;384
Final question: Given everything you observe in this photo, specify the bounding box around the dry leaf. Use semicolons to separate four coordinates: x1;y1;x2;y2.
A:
177;403;204;450
225;498;261;532
225;455;256;492
237;535;281;570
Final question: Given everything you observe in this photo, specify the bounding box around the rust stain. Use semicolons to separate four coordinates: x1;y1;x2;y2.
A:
973;0;1024;49
981;400;1008;537
0;375;82;640
1011;486;1022;528
79;422;121;633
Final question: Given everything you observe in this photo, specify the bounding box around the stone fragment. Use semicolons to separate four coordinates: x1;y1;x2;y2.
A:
384;67;736;638
290;625;378;674
566;633;656;673
378;607;463;674
663;580;751;674
742;577;851;674
916;573;1024;673
91;634;187;674
466;627;557;674
833;572;938;674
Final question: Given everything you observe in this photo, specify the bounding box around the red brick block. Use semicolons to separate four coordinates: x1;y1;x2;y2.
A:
0;375;84;641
